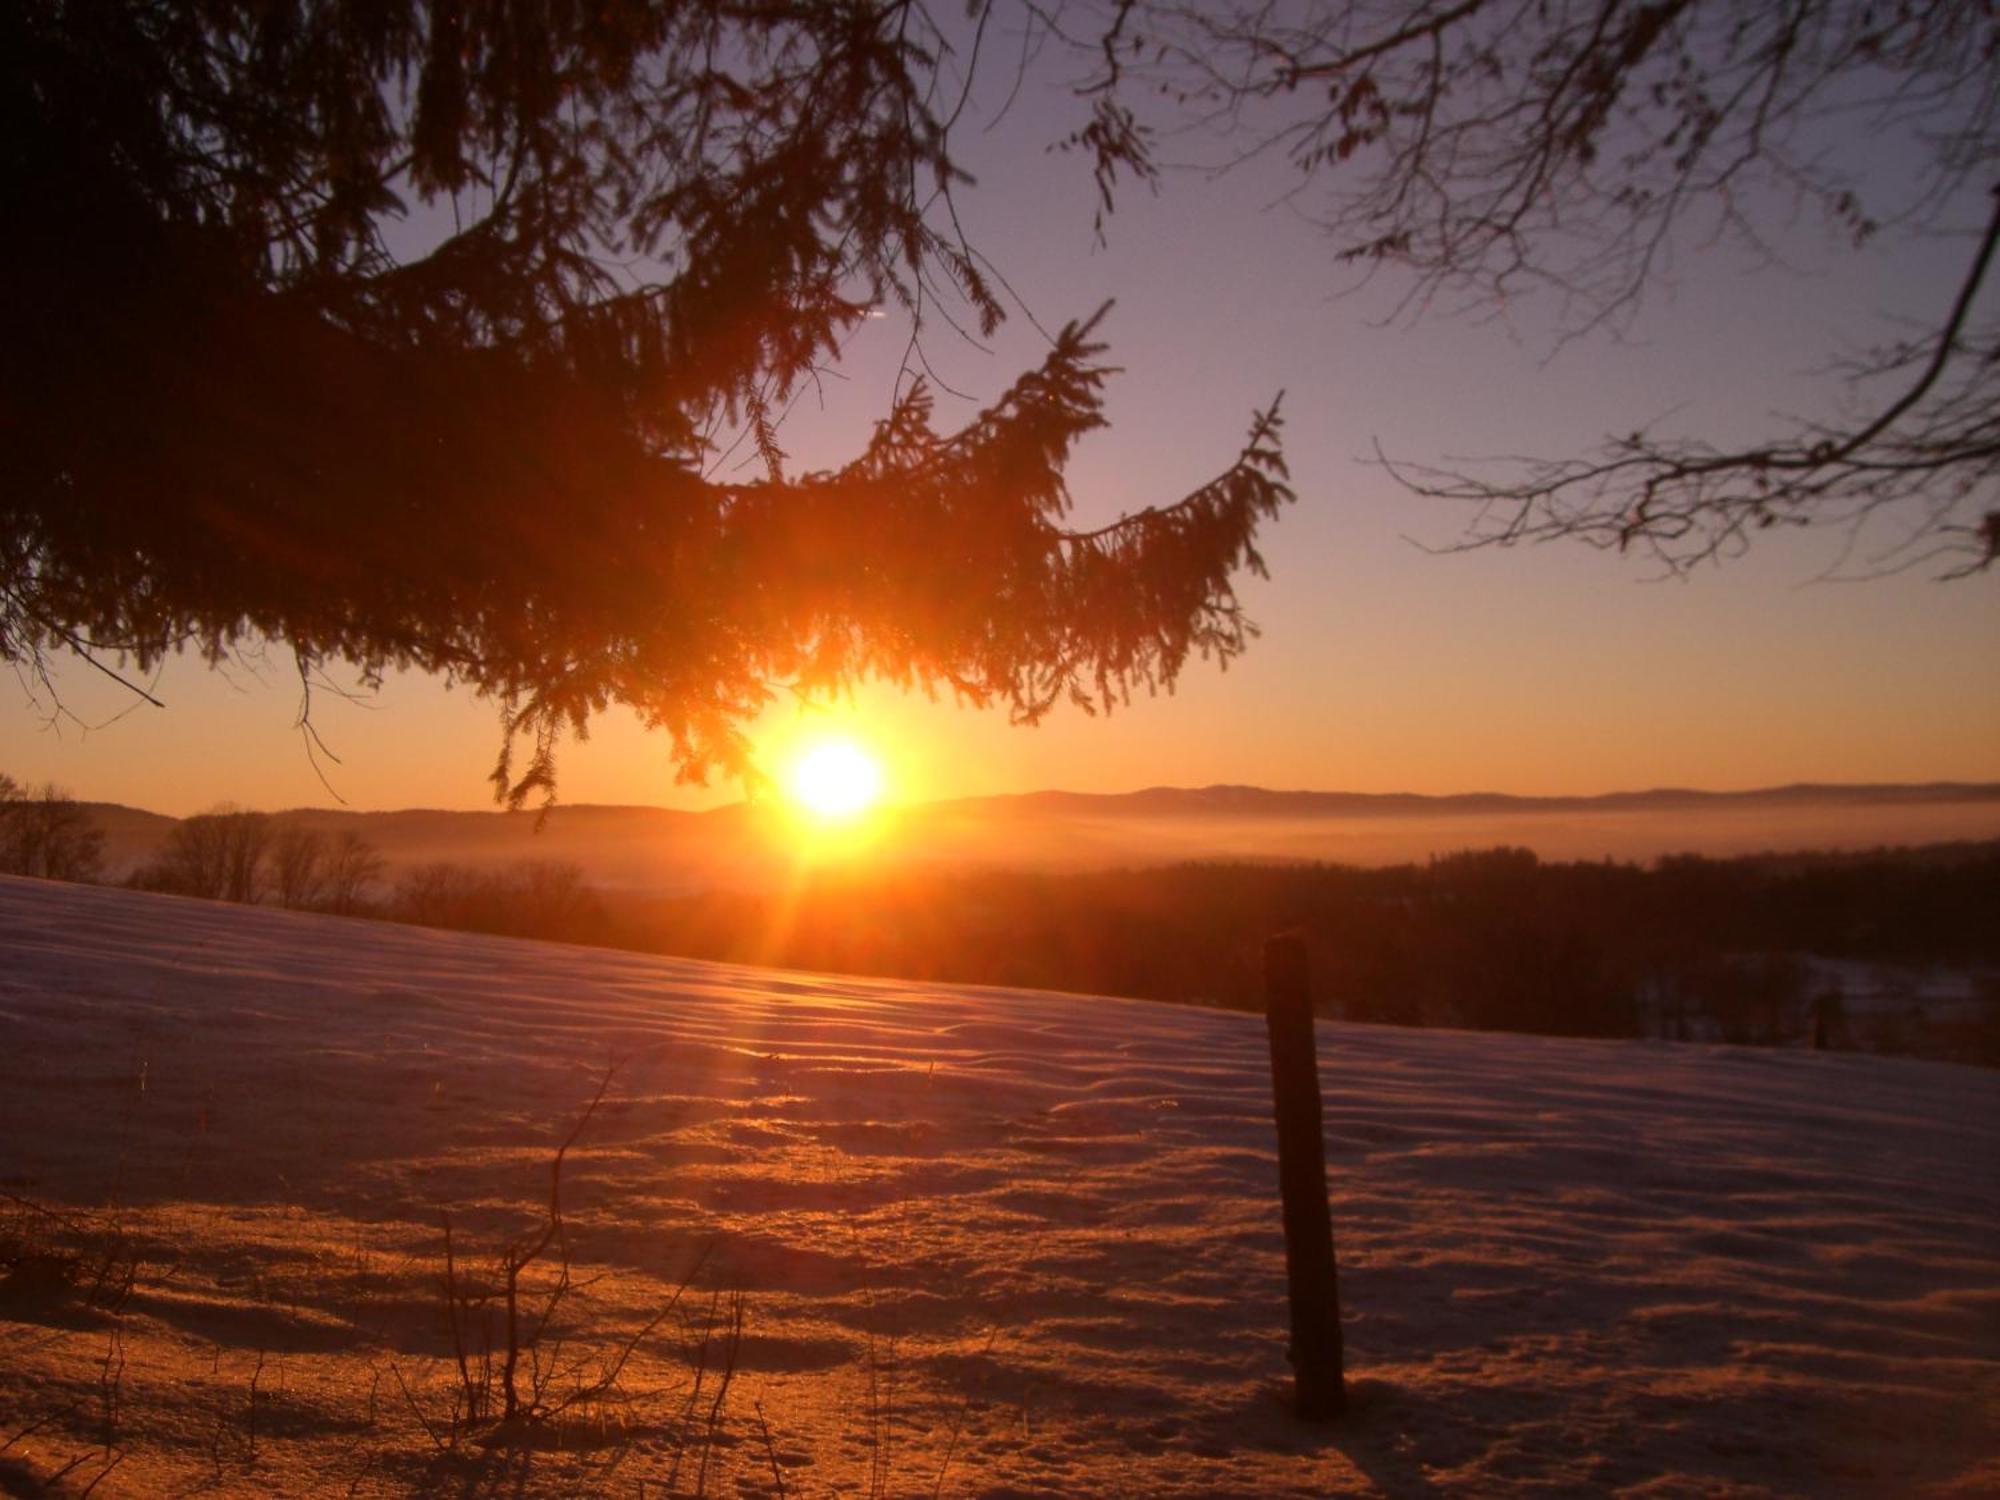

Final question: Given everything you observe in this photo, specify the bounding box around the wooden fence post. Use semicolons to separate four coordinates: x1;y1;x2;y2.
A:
1264;932;1346;1420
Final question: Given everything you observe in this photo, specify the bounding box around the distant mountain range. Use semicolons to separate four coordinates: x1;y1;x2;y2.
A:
74;780;2000;888
937;781;2000;818
89;778;2000;832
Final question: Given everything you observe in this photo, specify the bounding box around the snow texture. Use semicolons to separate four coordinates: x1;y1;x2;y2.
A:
0;875;1994;1496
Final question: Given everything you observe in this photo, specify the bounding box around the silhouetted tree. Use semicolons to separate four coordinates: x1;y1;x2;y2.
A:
270;825;329;910
140;810;273;903
322;832;385;915
391;859;604;941
0;775;105;883
392;863;485;932
2;1;1292;803
1067;0;1999;575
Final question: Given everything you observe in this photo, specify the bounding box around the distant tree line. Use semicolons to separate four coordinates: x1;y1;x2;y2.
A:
0;780;609;939
123;811;603;939
0;772;104;882
592;845;2000;1063
4;775;1992;1062
129;810;385;913
390;860;607;944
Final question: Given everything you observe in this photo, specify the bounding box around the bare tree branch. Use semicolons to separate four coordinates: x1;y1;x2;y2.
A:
1059;0;2000;575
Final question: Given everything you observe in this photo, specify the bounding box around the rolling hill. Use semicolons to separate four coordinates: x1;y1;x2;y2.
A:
81;780;2000;893
0;875;1993;1496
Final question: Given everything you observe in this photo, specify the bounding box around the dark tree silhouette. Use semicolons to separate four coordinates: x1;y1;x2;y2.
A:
136;809;272;903
0;774;106;883
270;824;330;911
1;1;1292;803
322;831;386;915
1064;0;1999;576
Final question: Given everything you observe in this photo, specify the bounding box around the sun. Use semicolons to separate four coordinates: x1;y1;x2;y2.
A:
787;738;886;821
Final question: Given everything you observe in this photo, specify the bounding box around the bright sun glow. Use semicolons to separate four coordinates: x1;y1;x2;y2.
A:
787;739;886;821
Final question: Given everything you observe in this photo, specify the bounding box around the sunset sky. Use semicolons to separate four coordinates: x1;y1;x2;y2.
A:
6;55;1996;817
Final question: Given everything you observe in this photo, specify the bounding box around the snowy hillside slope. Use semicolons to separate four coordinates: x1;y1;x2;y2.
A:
0;875;1994;1496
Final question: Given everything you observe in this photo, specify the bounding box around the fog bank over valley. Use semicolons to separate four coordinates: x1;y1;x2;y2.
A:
81;782;2000;894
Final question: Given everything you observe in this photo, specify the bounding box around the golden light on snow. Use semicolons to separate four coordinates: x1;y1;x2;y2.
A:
786;738;885;821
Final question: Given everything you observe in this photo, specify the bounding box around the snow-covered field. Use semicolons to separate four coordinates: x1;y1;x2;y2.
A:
1;876;1994;1497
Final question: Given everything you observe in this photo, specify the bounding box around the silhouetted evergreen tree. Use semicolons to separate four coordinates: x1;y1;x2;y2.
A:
2;2;1291;801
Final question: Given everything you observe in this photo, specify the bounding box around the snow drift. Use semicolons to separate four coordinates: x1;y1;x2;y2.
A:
0;875;1993;1496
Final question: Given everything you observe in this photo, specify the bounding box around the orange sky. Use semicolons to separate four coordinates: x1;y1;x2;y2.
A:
8;532;1993;817
5;64;1997;816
